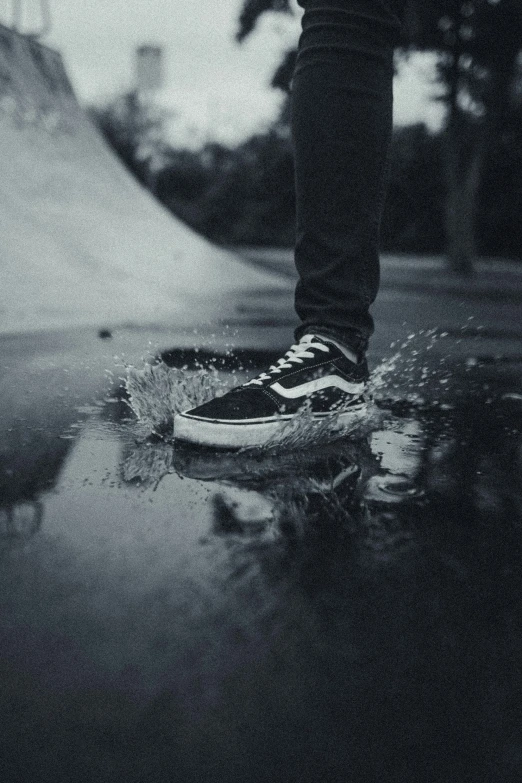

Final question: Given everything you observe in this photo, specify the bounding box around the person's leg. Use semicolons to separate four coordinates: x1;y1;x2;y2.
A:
173;0;406;447
292;0;406;356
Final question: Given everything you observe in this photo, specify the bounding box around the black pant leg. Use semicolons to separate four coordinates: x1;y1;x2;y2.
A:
292;0;405;353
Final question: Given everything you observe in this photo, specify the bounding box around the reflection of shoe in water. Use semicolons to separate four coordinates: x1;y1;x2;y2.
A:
174;334;369;449
211;456;363;537
174;435;369;494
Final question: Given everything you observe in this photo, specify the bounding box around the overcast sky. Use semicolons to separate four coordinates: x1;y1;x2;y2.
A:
3;0;445;147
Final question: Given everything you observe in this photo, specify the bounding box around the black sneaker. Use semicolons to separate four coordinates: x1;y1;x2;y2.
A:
173;334;370;449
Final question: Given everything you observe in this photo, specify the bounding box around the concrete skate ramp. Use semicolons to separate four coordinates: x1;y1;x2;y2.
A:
0;25;287;335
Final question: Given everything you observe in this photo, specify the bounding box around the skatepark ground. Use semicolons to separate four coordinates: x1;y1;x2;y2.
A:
1;24;522;783
2;253;522;783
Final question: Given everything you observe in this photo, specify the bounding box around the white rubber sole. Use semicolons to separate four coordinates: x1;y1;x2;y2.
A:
174;404;368;449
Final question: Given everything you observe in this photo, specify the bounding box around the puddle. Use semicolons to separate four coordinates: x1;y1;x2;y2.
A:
2;336;522;782
14;348;517;551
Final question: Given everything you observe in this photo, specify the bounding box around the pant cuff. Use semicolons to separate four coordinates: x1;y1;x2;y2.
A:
294;323;368;356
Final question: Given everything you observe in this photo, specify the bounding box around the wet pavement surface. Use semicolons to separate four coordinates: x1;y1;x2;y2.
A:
1;319;522;782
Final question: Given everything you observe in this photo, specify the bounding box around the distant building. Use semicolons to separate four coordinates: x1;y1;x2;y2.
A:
135;44;163;93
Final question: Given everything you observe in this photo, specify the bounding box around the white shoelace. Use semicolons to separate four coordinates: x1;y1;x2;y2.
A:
244;338;330;387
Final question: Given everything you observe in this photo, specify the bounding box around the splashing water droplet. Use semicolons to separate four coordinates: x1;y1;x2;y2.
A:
125;361;229;436
501;393;522;402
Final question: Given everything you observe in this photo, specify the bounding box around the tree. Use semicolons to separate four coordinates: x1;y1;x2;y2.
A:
382;124;446;253
236;0;293;43
404;1;522;272
477;100;522;258
236;0;522;273
88;91;169;191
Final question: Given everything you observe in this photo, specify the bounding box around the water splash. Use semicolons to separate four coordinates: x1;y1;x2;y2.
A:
123;328;461;443
125;361;227;437
370;329;457;408
242;399;379;454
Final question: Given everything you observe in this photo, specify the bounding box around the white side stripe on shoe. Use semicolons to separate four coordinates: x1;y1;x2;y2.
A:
270;376;365;399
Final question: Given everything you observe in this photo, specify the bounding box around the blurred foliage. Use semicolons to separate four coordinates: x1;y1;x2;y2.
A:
478;102;522;257
88;91;168;187
89;0;522;259
235;0;522;271
155;131;296;247
236;0;292;43
382;125;446;254
89;91;522;256
403;1;522;271
405;0;522;69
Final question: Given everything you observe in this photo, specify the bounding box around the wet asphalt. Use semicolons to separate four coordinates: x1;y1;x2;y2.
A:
1;261;522;783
